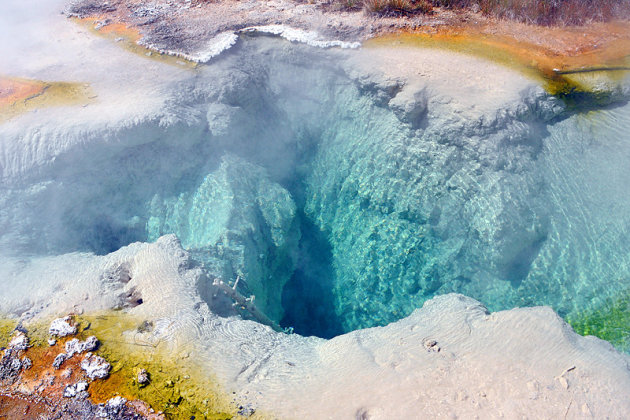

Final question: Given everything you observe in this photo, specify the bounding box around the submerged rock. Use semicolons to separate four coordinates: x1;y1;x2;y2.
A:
137;368;150;386
147;154;299;323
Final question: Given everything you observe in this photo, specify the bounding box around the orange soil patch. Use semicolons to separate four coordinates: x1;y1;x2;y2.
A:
0;78;47;109
0;393;49;418
0;76;92;123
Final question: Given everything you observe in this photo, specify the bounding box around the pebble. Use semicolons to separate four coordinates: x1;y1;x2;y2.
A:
63;381;89;398
49;316;77;337
107;396;127;407
104;396;128;415
8;331;29;351
137;368;150;386
81;352;111;379
52;353;67;369
21;357;32;370
423;338;441;353
65;336;99;357
10;358;22;371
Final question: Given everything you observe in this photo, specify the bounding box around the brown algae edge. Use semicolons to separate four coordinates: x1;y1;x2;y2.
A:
2;313;270;419
71;17;199;70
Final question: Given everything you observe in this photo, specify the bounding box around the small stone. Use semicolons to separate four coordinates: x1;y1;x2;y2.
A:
105;396;128;415
137;369;150;386
48;338;57;346
8;331;29;351
49;316;77;337
61;368;73;379
63;381;89;398
10;358;22;371
95;405;108;418
21;357;32;370
65;336;99;357
53;353;68;369
423;338;440;353
108;396;127;407
63;384;77;398
81;352;111;379
76;381;88;392
76;390;90;399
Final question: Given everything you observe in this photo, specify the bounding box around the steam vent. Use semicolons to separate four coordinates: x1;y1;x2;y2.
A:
1;0;630;418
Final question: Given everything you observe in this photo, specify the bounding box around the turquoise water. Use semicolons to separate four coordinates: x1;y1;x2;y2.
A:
145;64;630;342
2;39;629;346
300;86;630;335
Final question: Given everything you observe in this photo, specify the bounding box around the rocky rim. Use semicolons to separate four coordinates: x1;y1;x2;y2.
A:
63;0;630;73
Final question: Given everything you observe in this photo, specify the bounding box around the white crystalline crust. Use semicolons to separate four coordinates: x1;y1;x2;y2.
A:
107;396;127;408
138;31;239;63
139;26;361;63
240;25;361;50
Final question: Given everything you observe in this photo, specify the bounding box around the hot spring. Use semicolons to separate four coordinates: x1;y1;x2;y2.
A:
1;35;629;351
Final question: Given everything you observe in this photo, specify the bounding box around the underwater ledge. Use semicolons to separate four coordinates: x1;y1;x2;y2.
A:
2;0;630;417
